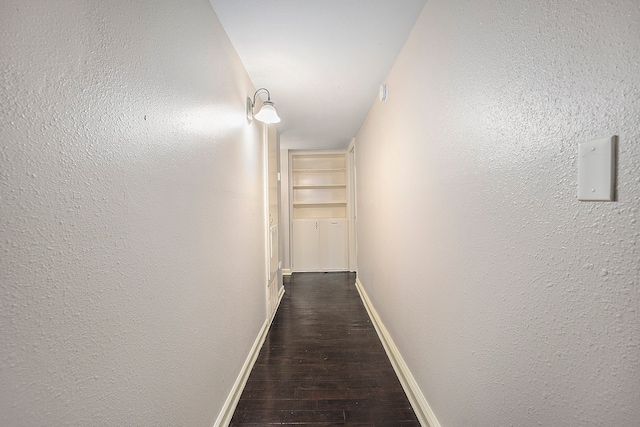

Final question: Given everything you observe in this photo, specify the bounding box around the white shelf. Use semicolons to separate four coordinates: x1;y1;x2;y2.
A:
292;201;347;206
292;168;346;172
290;151;348;220
293;184;347;189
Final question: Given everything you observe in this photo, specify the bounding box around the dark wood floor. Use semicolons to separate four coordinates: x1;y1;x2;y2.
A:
230;272;420;426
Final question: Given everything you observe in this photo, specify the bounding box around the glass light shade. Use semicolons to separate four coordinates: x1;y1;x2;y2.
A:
254;102;281;124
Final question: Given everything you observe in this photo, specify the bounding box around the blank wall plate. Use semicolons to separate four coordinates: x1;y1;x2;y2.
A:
578;136;616;201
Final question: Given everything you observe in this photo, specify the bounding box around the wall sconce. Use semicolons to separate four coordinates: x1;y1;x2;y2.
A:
246;88;281;124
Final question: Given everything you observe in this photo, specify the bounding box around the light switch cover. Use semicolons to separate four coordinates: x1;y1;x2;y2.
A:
578;136;616;201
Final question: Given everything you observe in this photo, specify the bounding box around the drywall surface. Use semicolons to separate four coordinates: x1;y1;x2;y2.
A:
0;1;266;425
355;1;640;426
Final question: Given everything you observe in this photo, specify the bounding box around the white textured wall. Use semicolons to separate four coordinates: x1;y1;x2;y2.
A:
0;1;266;425
355;1;640;426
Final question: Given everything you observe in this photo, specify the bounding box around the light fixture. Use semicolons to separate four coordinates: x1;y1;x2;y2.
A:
246;88;281;124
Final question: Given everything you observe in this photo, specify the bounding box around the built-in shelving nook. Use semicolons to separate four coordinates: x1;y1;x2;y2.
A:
290;151;348;272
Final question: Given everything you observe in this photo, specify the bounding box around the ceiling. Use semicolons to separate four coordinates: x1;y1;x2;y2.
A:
209;0;427;150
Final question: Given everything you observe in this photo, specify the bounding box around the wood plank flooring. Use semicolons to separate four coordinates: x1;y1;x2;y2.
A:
230;272;420;426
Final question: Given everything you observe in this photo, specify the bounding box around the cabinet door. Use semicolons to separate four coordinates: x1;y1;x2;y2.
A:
320;219;347;271
292;219;320;271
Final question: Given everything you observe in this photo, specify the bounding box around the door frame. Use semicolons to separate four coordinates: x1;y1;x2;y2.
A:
347;139;357;273
263;124;282;321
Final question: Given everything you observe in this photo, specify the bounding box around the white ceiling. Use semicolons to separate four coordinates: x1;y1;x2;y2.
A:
209;0;427;150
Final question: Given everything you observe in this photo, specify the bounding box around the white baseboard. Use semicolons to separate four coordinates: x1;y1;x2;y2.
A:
272;286;285;323
214;288;285;427
282;268;292;276
355;278;441;427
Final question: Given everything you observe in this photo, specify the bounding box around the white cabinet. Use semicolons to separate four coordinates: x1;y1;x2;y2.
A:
292;219;347;272
292;219;321;271
319;219;347;270
290;151;349;272
291;152;347;220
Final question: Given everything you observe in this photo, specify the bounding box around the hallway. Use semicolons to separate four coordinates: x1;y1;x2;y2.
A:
3;1;639;425
230;273;420;426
